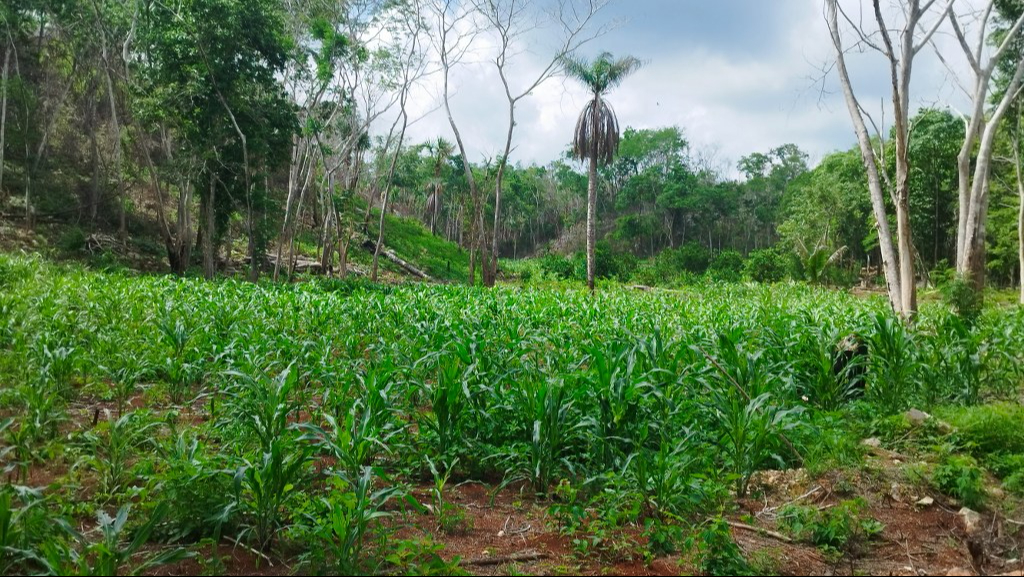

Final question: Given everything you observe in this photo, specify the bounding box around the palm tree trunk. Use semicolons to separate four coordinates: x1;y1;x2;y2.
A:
587;99;599;293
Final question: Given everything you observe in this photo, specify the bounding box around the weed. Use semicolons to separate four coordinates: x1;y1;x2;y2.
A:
932;455;985;509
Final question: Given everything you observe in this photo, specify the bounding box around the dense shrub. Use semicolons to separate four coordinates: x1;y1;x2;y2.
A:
936;403;1024;456
744;248;787;283
941;276;983;323
57;227;87;253
708;251;744;282
594;241;638;281
539;252;577;280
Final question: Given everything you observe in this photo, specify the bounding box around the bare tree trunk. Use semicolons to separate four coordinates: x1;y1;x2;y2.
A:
1018;146;1024;304
961;59;1024;286
435;1;481;285
320;176;334;273
826;0;907;316
896;199;917;312
176;179;194;275
489;99;515;287
948;4;1024;282
0;43;8;200
202;173;216;279
373;107;410;281
956;95;984;265
275;135;302;281
101;42;126;237
88;95;100;224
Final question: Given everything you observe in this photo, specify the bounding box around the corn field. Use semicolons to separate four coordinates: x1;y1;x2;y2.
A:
1;254;1023;575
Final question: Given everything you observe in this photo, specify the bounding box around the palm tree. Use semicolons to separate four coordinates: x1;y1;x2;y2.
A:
562;52;643;292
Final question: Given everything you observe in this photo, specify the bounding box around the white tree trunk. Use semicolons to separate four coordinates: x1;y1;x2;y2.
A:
826;0;904;315
100;38;126;237
948;4;1024;281
0;44;9;200
1014;131;1024;304
961;57;1024;283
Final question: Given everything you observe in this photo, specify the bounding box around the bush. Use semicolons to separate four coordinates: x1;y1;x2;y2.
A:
708;251;744;282
671;243;711;274
930;259;956;287
936;403;1024;456
594;240;637;281
643;243;711;286
687;517;753;576
932;455;985;509
744;248;787;283
778;498;883;554
538;253;577;280
941;276;983;323
986;453;1024;497
58;227;87;253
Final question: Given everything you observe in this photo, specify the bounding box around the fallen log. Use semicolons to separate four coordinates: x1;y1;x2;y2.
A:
361;239;434;281
725;521;793;543
463;551;548;566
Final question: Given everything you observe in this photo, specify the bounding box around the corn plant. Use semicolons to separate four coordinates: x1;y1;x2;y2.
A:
419;357;472;464
299;467;401;574
0;486;47;572
38;343;77;400
79;412;159;501
503;378;589;495
866;313;921;414
588;342;660;471
426;457;469;534
795;329;864;412
29;503;192;576
707;387;803;497
225;364;301;452
621;433;702;520
100;360;146;418
233;434;312;551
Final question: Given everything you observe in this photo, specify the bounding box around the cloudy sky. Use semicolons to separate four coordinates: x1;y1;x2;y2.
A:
399;0;976;176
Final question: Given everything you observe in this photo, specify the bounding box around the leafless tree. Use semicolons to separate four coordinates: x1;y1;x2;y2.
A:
932;1;1024;288
824;0;951;318
430;0;484;284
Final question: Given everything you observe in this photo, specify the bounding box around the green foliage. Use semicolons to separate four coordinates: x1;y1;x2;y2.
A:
594;240;637;281
1;254;1022;573
383;538;466;576
296;469;401;575
936;403;1024;455
538;252;578;280
941;276;984;323
79;412;159;501
663;242;711;275
686;517;753;576
932;455;985;509
778;498;883;554
427;457;471;535
744;248;788;283
57;227;87;253
708;250;744;282
987;454;1024;496
32;503;192;576
865;314;920;414
708;388;803;496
